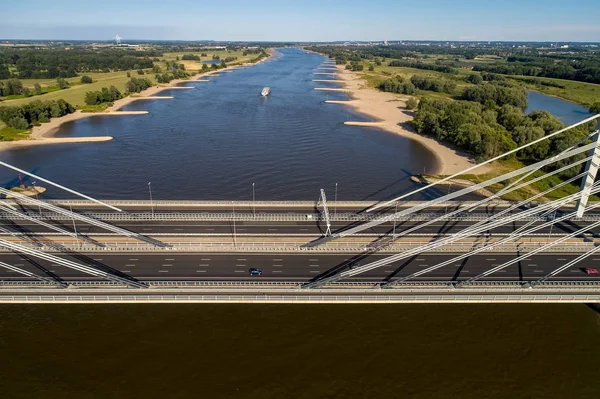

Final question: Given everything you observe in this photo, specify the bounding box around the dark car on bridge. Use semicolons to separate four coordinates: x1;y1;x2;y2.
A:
249;268;262;276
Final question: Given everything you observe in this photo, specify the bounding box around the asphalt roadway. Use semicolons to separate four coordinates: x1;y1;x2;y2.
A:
1;218;599;237
0;252;598;283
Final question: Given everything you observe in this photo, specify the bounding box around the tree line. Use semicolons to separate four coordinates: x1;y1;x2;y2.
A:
412;97;596;178
379;75;457;95
0;48;158;79
0;99;75;130
84;86;122;105
473;58;600;85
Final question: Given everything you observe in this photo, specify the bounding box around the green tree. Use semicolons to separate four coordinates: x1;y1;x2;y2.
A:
126;71;131;77
33;83;42;95
405;97;418;110
56;78;69;89
368;64;374;71
80;75;93;84
590;102;600;114
137;69;145;75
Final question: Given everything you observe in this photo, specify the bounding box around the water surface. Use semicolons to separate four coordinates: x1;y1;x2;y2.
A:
527;90;592;125
0;49;438;200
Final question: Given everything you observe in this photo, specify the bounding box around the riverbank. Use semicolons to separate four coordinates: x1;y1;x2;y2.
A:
0;50;275;152
331;67;489;175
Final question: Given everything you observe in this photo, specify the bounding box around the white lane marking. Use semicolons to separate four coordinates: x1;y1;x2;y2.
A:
122;270;131;273
165;259;175;261
238;228;246;231
523;258;531;261
300;228;308;231
528;264;537;267
309;264;319;267
125;264;136;267
486;258;496;261
129;259;139;261
420;264;429;267
570;270;580;273
558;259;567;261
273;259;283;261
234;270;244;273
201;258;211;261
162;264;173;267
496;270;506;273
273;264;283;267
198;264;209;266
268;229;278;231
309;270;321;273
237;258;246;261
462;270;469;273
92;259;103;261
416;258;425;261
197;270;206;273
384;270;394;273
533;270;543;273
236;264;246;267
272;270;282;273
158;270;169;273
14;264;24;266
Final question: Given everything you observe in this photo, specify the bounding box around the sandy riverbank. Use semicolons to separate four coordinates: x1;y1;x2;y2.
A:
0;50;275;152
329;67;490;175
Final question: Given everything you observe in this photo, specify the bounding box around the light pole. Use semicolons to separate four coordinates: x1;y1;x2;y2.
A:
232;201;237;247
548;209;558;242
334;182;338;218
252;182;256;218
392;202;398;238
69;205;80;249
32;181;42;216
148;182;154;217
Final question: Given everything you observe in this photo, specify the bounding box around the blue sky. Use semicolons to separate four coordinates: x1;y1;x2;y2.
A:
2;0;599;42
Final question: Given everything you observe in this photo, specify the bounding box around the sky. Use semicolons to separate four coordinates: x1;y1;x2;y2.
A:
1;0;599;42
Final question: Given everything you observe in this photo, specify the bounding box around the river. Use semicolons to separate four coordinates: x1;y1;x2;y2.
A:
1;304;599;399
527;90;592;125
0;48;439;201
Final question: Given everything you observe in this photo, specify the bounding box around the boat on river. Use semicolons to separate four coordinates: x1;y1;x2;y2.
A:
261;87;271;97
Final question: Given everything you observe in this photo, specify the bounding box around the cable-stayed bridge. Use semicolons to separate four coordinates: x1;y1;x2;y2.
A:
1;114;600;302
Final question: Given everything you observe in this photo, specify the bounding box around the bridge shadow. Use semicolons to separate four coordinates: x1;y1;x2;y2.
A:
10;252;66;285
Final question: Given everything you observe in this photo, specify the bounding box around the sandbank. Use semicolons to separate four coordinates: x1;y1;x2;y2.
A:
330;67;490;175
0;49;275;152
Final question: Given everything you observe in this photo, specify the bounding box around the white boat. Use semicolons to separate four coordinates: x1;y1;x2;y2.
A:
261;87;271;97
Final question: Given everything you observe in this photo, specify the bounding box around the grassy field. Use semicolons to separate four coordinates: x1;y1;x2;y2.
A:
428;157;599;202
159;49;257;71
0;50;262;110
507;76;600;107
352;54;599;107
1;70;151;108
354;60;473;101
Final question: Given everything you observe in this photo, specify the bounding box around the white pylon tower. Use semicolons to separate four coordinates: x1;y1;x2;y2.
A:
115;34;121;46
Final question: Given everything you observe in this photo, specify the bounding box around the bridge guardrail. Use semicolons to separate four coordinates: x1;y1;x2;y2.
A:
2;293;600;303
4;240;595;253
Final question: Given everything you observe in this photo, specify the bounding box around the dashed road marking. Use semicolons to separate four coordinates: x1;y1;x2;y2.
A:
158;270;169;273
198;264;209;266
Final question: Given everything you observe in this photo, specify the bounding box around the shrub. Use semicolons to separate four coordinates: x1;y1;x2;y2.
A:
80;75;93;84
405;98;418;110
